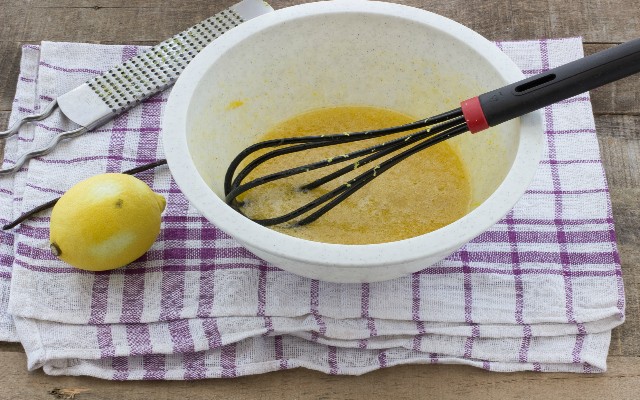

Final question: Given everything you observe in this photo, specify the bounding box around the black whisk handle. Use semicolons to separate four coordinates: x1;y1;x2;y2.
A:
461;38;640;133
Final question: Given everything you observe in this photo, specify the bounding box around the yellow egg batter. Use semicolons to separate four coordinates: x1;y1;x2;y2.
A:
237;106;471;244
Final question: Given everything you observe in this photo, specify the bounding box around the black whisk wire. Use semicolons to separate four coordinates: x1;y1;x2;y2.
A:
224;108;467;226
224;114;466;204
223;108;462;194
252;121;469;226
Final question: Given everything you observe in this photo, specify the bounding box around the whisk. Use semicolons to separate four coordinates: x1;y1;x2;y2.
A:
225;38;640;226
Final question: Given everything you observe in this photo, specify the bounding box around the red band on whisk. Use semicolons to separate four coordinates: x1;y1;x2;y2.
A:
460;97;490;133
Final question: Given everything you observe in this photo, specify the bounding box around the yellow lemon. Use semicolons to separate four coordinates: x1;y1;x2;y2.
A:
49;173;166;271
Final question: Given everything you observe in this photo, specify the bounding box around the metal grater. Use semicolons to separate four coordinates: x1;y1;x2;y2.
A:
0;0;273;175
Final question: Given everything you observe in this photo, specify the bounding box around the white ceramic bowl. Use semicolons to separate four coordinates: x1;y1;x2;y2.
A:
162;0;544;283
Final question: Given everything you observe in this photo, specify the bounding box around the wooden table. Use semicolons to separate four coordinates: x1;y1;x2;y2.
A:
1;1;638;398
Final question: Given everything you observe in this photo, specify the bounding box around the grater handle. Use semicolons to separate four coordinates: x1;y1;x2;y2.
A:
461;38;640;132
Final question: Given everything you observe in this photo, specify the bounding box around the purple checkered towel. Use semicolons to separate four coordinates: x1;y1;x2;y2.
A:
0;38;624;378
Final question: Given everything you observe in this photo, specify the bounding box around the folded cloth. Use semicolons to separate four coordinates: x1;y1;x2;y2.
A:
0;37;624;379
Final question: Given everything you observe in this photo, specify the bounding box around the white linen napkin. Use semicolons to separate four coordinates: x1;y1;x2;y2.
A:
0;37;624;378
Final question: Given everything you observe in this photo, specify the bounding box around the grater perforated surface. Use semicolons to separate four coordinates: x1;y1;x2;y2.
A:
87;9;244;114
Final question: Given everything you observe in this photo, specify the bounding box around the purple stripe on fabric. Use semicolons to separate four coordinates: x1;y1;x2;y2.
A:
23;44;40;50
22;215;226;236
533;362;542;372
572;323;587;364
257;264;268;316
263;316;274;336
112;356;129;381
19;76;35;83
31;122;63;132
605;217;625;317
461;249;473;324
614;245;625;318
25;183;65;195
547;128;597;135
0;188;13;195
557;96;591;104
361;283;370;318
358;339;368;349
274;335;288;370
202;318;223;349
526;188;608;195
183;352;206;380
39;61;103;75
220;342;237;378
141;96;168;104
463;325;480;358
106;116;129;173
168;319;195;353
155;244;258;262
328;346;338;375
541;159;601;165
475;229;615;244
39;95;54;101
361;283;378;337
0;231;14;245
429;353;439;364
458;250;618;267
159;272;186;320
16;137;34;144
522;68;548;75
545;131;576;323
411;335;421;351
88;274;111;325
367;318;377;337
482;360;491;371
310;279;327;339
164;179;191;231
572;334;586;364
0;271;11;279
143;354;166;380
126;324;153;356
99;125;162;133
413;321;427;351
505;212;525;324
540;39;581;334
14;248;619;281
96;325;115;360
519;325;532;363
122;45;138;62
120;272;146;323
18;106;33;114
411;272;421;321
14;254;284;276
197;268;217;318
378;350;387;368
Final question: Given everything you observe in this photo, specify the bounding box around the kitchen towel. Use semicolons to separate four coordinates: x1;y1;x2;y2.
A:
0;37;624;379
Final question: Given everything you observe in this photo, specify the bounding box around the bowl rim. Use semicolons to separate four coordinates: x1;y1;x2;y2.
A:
162;0;544;269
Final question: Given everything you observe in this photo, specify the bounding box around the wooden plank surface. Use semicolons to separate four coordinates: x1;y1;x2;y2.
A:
1;351;640;400
1;0;639;398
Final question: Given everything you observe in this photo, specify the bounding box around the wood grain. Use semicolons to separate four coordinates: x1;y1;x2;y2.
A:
1;0;639;396
1;351;640;400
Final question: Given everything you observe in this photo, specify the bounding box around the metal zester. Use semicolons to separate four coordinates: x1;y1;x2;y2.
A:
0;0;273;175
